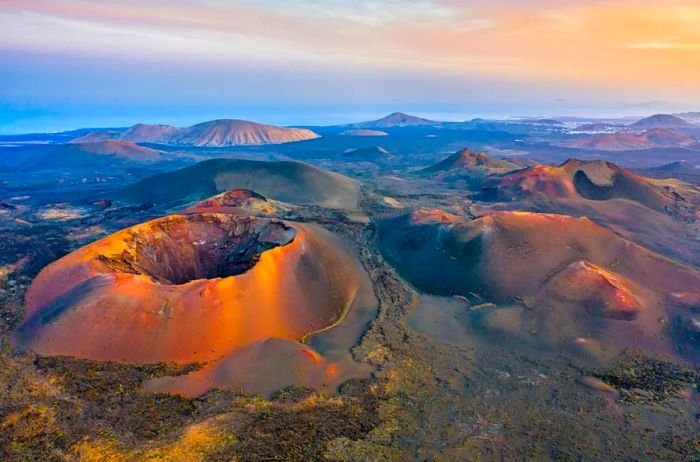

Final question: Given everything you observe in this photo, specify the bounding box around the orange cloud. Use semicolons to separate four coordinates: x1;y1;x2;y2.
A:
1;0;699;92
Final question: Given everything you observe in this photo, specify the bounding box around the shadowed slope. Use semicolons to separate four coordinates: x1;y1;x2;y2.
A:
35;140;163;168
117;159;360;210
380;210;700;361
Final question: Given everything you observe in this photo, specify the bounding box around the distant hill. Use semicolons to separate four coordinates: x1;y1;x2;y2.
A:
638;160;700;185
169;119;319;146
568;128;695;150
71;130;122;143
35;140;163;169
118;123;181;143
420;148;519;174
629;114;693;130
340;146;392;161
344;112;438;128
72;119;320;147
574;122;617;132
339;129;389;137
117;158;359;209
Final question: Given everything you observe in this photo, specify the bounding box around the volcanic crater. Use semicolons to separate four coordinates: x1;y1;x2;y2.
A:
13;213;368;364
96;213;295;285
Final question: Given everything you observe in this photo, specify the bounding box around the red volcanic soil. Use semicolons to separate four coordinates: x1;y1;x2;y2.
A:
13;214;367;364
380;210;700;360
482;159;688;213
146;338;373;398
408;209;461;224
184;188;285;216
420;148;519;174
546;261;641;321
478;159;700;267
569;128;694;150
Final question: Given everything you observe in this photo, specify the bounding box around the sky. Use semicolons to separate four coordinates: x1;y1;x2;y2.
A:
1;0;699;133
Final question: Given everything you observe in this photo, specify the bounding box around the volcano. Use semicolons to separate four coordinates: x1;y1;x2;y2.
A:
629;114;694;130
420;148;519;174
380;210;700;361
344;112;438;128
117;159;360;210
184;188;288;216
12;213;369;364
481;159;691;213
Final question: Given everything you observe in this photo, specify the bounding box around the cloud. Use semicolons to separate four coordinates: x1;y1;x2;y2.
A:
1;0;699;132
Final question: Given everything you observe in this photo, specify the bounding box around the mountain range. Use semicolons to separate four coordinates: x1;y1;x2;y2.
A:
72;119;320;147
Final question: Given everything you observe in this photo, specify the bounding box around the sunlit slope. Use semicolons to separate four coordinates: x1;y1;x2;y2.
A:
12;214;366;363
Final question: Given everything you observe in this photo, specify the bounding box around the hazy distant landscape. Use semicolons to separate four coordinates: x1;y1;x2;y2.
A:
1;1;699;461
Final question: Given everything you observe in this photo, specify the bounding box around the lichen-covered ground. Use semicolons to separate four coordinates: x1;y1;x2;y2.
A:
1;188;698;461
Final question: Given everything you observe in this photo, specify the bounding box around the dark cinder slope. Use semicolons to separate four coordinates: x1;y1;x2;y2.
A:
117;158;359;209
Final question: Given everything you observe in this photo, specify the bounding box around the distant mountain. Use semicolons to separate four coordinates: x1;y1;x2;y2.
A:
72;119;320;147
568;128;695;150
118;123;181;143
629;114;693;130
420;148;518;174
35;140;163;169
344;112;438;128
169;119;319;146
339;129;389;137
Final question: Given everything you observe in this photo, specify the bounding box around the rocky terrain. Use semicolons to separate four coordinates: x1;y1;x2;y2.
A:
0;116;699;461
